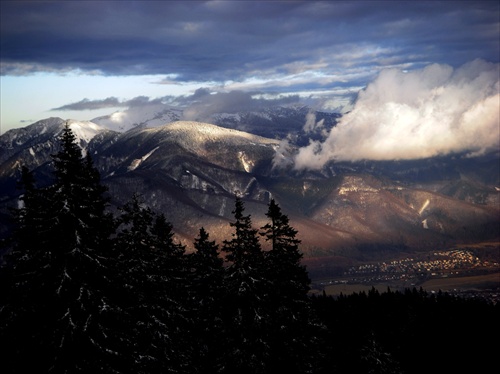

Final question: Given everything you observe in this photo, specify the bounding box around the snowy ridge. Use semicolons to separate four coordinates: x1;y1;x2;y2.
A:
66;119;107;145
146;121;279;145
0;118;108;150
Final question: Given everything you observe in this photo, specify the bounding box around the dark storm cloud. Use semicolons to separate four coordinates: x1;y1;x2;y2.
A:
1;1;498;86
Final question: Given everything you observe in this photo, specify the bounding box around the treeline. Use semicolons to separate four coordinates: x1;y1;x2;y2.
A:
0;125;498;374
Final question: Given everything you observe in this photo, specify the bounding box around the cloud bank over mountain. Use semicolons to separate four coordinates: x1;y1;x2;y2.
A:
52;89;304;130
294;59;500;168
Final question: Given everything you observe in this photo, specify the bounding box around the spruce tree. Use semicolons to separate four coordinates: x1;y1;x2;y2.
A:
260;199;319;373
221;197;270;374
115;194;191;373
189;227;225;372
0;123;122;373
261;199;310;299
223;197;263;270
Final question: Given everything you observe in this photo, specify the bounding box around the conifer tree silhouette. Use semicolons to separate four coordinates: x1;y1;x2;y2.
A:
261;198;319;373
190;227;225;372
221;197;270;374
0;123;121;373
115;193;191;373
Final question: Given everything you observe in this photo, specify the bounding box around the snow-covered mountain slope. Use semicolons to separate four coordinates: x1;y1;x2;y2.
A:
97;121;280;179
92;121;499;252
141;121;279;154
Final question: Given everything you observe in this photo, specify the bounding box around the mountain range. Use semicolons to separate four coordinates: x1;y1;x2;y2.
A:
1;107;499;277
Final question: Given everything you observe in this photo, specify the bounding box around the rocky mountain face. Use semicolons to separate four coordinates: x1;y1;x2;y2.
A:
1;116;499;274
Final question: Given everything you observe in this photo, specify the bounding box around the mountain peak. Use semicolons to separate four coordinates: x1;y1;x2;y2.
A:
0;118;113;179
64;119;109;144
0;118;109;147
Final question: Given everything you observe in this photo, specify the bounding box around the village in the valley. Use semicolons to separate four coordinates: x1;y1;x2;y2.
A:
313;246;500;303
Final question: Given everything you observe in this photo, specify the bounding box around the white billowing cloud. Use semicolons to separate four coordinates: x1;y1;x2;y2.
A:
294;59;500;169
303;111;325;134
272;138;295;170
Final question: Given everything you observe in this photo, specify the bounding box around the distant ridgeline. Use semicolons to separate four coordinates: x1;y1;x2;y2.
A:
0;125;498;373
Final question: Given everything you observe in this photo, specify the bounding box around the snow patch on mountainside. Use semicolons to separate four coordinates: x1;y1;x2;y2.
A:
181;170;212;191
418;199;430;215
242;177;257;195
218;197;227;217
128;146;159;171
238;151;255;172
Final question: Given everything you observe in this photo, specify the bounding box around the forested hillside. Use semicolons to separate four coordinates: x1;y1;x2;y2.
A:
0;126;498;373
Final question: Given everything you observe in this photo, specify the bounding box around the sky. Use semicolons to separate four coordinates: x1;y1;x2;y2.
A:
1;0;499;165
